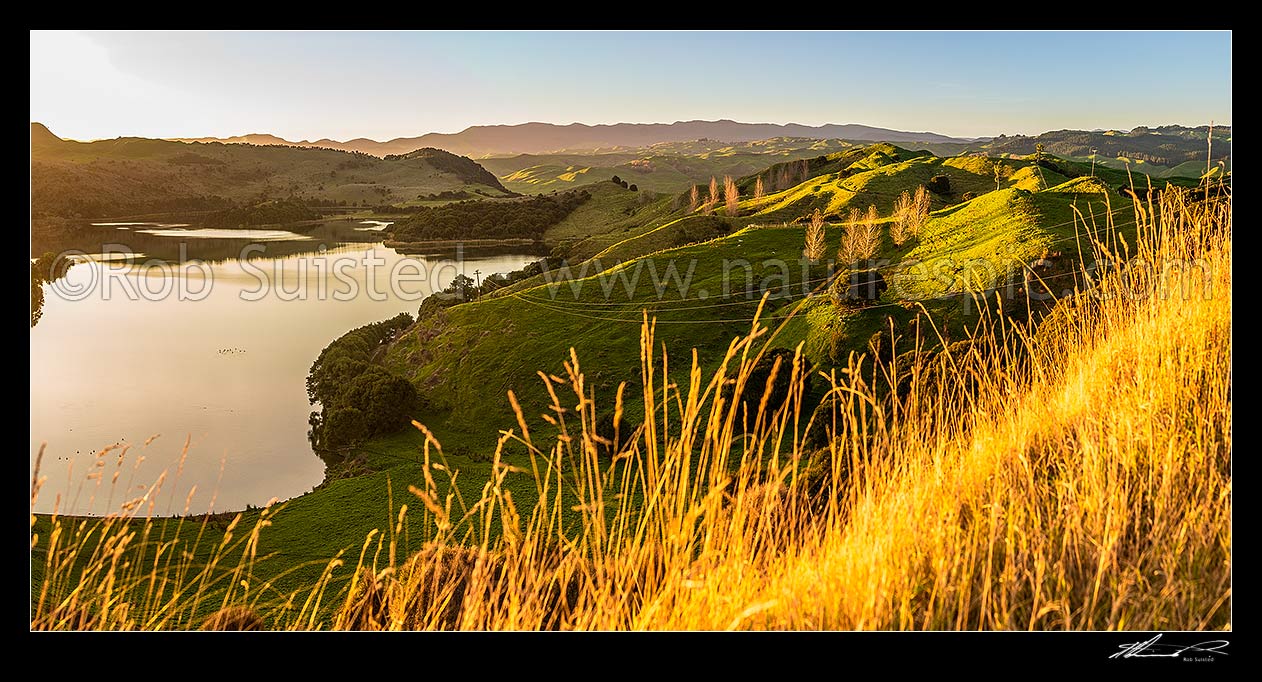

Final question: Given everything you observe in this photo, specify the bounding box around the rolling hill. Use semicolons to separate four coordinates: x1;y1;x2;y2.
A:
173;119;975;158
375;143;1194;443
30;123;514;219
480;138;857;194
461;125;1230;196
976;124;1231;177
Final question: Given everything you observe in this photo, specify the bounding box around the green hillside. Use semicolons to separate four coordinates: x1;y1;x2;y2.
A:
481;137;856;194
30;123;514;219
30;142;1214;612
977;125;1231;178
380;145;1179;446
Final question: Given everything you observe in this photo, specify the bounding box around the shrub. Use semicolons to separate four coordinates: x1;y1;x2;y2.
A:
720;348;813;428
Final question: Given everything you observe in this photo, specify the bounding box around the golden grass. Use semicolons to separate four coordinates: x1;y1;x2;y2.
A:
31;186;1231;630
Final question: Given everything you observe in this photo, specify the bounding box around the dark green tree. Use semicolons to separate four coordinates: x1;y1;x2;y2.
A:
447;274;477;301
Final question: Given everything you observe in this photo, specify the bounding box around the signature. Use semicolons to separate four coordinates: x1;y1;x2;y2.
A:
1110;634;1230;660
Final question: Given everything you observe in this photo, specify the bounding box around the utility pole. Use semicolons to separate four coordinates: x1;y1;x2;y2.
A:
1207;120;1214;177
473;269;481;302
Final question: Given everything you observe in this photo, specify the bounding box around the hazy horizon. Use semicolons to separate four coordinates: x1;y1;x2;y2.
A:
32;115;1229;146
31;30;1231;142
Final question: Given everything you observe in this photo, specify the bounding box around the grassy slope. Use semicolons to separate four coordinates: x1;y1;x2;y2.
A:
387;223;811;430
542;181;679;244
739;150;1017;219
387;172;1147;443
392;147;1179;441
35;188;1230;628
30;146;1189;612
484;182;686;298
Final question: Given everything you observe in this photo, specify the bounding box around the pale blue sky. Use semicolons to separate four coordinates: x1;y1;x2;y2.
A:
31;30;1232;142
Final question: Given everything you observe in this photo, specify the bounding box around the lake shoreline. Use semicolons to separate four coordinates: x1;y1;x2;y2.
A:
30;219;543;516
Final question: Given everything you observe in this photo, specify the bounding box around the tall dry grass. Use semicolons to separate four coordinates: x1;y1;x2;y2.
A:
31;185;1230;630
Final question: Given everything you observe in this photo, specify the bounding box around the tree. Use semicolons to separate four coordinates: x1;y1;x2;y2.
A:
910;185;931;236
706;176;718;216
612;175;622;184
863;205;880;257
305;313;420;452
723;175;739;217
321;406;368;449
993;161;1012;191
838;208;863;264
838;206;880;264
689;185;700;212
754;175;765;200
803;208;826;261
448;273;477;300
629;184;638;192
891;190;913;246
1033;143;1049;186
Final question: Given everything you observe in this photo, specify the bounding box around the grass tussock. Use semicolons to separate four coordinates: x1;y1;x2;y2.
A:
31;186;1230;630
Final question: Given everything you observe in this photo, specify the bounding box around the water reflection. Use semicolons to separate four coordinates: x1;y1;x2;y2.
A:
30;251;76;328
30;220;541;515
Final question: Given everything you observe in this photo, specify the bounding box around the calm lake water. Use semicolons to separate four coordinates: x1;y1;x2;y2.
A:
30;220;540;515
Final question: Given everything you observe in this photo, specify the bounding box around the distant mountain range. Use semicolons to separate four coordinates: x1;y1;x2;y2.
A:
171;120;978;158
31;119;1231;220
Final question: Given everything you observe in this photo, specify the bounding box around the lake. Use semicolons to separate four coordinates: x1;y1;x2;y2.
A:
30;219;541;515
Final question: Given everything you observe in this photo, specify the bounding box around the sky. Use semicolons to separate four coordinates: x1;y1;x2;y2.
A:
31;30;1232;142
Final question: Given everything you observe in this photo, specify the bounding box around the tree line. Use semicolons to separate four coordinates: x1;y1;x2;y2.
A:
202;199;324;227
390;190;590;242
